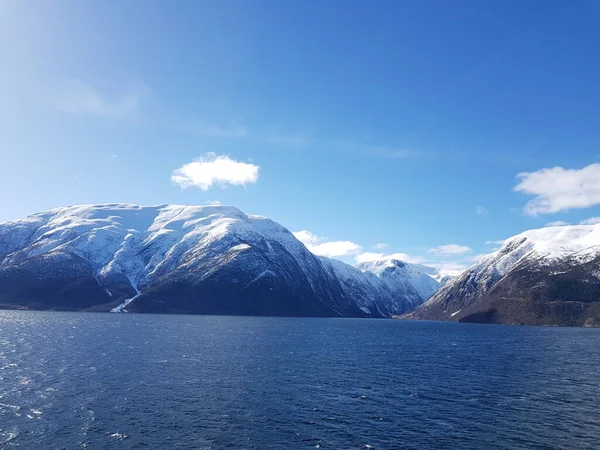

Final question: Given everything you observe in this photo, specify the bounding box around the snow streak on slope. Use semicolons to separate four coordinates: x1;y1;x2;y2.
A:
110;277;141;312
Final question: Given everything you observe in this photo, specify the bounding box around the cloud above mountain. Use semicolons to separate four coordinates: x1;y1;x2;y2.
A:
545;220;569;227
515;163;600;215
293;230;362;258
171;153;259;190
427;244;472;255
51;77;150;118
580;217;600;225
354;251;424;264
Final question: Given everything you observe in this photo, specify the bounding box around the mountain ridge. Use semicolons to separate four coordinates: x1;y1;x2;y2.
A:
403;223;600;327
0;203;444;317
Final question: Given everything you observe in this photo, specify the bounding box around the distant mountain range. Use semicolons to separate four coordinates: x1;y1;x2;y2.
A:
3;204;599;326
404;223;600;327
0;204;447;317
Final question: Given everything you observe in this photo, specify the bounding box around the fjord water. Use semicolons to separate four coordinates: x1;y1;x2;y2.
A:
1;312;599;449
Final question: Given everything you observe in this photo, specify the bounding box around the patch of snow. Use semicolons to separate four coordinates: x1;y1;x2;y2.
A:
245;270;276;287
110;277;141;312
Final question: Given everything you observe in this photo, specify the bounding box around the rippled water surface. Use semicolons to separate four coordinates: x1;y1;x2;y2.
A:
1;311;600;449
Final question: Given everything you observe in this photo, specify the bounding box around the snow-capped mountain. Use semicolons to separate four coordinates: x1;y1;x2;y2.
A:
0;203;443;317
321;258;446;317
404;223;600;327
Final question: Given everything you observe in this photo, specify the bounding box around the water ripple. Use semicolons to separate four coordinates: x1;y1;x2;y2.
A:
0;311;599;449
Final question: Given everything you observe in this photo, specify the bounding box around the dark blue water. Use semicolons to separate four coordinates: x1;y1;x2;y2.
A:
1;312;600;449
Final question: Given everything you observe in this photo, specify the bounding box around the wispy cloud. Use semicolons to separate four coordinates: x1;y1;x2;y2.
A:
545;220;569;227
51;77;150;118
177;123;250;139
427;261;470;272
174;121;429;159
427;244;472;256
354;251;425;264
334;141;423;160
293;230;362;258
476;206;488;216
175;121;307;147
263;132;308;147
485;239;505;245
514;163;600;215
171;153;259;190
428;249;495;272
374;243;389;249
294;230;480;276
580;217;600;225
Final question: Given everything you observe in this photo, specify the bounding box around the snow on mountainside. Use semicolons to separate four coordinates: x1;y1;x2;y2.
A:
405;223;600;327
355;259;443;299
320;258;447;317
0;203;445;317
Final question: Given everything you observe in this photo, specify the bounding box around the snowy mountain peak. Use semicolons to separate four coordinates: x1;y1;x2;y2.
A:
500;222;600;263
356;258;457;286
354;258;443;302
0;203;446;317
406;222;600;326
356;258;408;274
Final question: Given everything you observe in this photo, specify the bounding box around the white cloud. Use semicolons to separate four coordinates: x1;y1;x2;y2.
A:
374;243;389;249
110;154;118;159
311;241;363;258
426;261;470;272
580;217;600;225
514;163;600;215
354;251;424;264
293;230;321;246
545;220;569;227
295;232;479;271
171;153;259;190
427;244;472;255
485;239;505;245
52;77;150;118
205;200;222;206
293;230;362;258
476;206;488;216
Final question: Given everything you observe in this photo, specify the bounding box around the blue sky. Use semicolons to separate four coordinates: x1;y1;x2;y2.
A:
1;0;600;271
